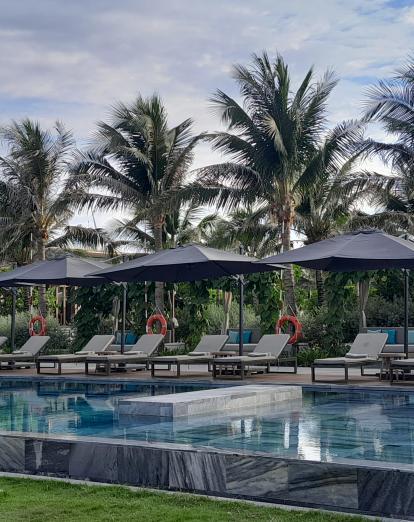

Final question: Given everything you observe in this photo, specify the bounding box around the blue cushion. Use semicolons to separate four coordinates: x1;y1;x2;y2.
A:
228;330;239;344
408;331;414;345
125;333;138;344
381;328;397;345
243;330;252;343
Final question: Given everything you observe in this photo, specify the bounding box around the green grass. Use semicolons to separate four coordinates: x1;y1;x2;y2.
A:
0;477;371;522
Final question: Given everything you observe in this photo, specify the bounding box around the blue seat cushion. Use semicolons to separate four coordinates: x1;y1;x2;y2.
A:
408;331;414;344
243;330;252;343
381;328;397;345
228;330;239;344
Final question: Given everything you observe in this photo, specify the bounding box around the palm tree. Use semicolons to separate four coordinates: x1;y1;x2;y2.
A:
359;59;414;233
178;52;339;314
68;95;200;311
0;120;77;313
0;119;116;313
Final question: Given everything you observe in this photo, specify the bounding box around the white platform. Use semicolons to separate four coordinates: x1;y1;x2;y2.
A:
118;384;302;418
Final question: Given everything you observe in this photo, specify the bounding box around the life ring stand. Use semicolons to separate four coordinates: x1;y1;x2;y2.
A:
146;314;167;336
276;315;302;344
29;315;47;336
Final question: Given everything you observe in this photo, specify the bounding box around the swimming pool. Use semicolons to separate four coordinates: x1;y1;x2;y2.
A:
0;378;413;467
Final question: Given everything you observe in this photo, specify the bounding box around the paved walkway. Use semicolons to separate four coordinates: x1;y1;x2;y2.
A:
6;363;411;388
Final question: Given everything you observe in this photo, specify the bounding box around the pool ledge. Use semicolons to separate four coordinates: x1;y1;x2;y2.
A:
118;385;302;417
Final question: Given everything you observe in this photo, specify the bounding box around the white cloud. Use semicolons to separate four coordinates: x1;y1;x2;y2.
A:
0;0;412;228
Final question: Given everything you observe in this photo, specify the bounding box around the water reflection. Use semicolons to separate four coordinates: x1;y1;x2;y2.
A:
0;381;414;466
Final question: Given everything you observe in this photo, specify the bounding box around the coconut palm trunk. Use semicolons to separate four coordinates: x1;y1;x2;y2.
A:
315;270;324;307
280;212;297;316
35;234;47;316
153;218;165;313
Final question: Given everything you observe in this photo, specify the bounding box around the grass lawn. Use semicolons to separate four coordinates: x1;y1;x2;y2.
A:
0;477;372;522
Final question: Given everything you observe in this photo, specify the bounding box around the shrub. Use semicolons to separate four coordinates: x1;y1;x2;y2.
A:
300;306;359;353
0;313;73;354
297;344;348;367
204;302;261;333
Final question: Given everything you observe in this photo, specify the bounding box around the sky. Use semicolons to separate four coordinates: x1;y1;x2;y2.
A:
0;0;413;228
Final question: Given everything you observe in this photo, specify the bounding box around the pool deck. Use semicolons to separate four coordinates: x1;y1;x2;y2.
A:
3;363;411;388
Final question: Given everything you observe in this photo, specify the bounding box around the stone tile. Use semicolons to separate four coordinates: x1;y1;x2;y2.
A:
25;439;70;475
69;442;118;482
288;462;358;509
117;446;168;487
358;468;414;517
225;455;288;499
169;450;225;492
0;436;24;472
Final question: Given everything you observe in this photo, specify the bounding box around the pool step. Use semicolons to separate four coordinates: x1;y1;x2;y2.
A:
118;384;302;418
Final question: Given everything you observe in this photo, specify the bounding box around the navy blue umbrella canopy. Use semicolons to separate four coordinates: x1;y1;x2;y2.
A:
14;256;110;286
259;230;414;271
93;244;283;282
0;262;44;288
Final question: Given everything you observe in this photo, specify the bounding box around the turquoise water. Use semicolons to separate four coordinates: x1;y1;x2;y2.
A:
1;379;414;465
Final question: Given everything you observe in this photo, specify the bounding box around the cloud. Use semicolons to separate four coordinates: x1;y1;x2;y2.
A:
0;0;412;227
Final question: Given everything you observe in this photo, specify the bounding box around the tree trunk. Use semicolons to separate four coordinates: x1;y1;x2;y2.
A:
315;270;324;307
35;235;47;316
222;291;232;334
281;218;297;315
153;219;164;313
357;279;370;330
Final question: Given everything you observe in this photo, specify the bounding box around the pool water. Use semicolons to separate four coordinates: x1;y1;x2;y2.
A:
1;379;414;466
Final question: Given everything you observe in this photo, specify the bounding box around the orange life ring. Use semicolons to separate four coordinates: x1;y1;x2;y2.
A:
146;314;167;336
29;315;47;336
276;315;302;344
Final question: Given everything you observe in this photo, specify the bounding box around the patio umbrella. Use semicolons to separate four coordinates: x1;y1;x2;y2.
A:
259;229;414;357
0;256;110;352
92;244;283;355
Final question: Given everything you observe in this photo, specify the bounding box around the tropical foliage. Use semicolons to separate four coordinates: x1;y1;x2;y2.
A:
1;53;414;352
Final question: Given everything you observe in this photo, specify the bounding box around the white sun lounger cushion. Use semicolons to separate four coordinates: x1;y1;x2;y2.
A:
345;353;369;359
188;351;211;356
247;352;272;357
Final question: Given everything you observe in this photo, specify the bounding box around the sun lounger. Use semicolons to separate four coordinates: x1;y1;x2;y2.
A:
149;335;229;377
85;334;164;376
36;334;115;374
389;358;414;384
0;336;50;369
311;333;388;383
212;334;291;380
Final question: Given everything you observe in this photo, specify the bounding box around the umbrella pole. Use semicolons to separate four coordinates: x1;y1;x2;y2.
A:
404;269;409;359
121;283;127;355
238;245;245;357
11;288;16;352
239;275;244;357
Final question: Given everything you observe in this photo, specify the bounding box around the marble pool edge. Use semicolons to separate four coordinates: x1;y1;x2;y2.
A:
0;429;412;519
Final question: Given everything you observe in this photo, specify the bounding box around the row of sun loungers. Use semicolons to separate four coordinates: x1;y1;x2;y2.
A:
0;333;294;378
0;331;405;383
